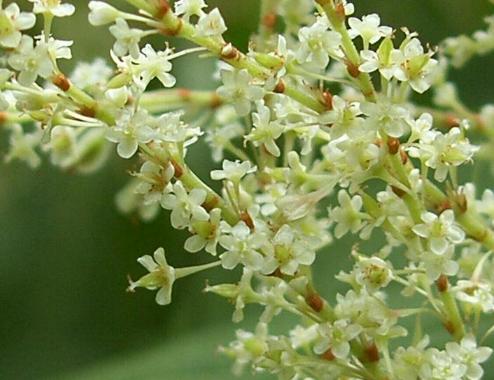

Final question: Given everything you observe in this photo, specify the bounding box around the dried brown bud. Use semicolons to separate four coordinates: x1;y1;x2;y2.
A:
274;80;285;94
262;12;277;29
436;274;449;293
240;211;255;230
155;0;171;18
346;62;360;78
391;185;406;198
170;159;184;178
364;342;380;363
321;349;336;361
387;137;400;155
52;74;71;92
306;293;324;312
322;90;333;110
221;43;240;60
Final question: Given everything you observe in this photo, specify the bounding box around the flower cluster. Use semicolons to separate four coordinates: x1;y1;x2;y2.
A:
2;0;494;379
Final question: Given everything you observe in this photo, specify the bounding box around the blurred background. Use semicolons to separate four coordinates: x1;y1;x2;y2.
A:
1;1;493;379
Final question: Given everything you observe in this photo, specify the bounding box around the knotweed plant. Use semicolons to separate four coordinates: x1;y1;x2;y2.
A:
3;0;494;378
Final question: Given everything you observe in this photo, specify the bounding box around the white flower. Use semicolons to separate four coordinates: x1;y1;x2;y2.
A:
455;280;494;313
185;208;222;255
161;181;209;229
220;325;269;376
412;210;465;255
420;348;467;380
313;319;362;358
196;8;227;38
349;14;392;47
0;3;36;48
408;113;434;143
355;257;392;292
335;290;400;336
128;247;176;305
245;103;284;157
422;246;459;280
330;190;369;238
45;125;76;167
262;225;316;276
211;160;256;182
289;324;319;349
4;124;42;168
321;95;362;137
106;109;154;159
478;189;494;220
132;44;176;89
109;18;144;59
446;335;493;380
393;337;430;380
174;0;207;21
361;98;410;138
71;58;113;91
296;17;342;69
219;221;265;271
359;38;402;80
134;161;174;205
206;116;244;162
408;127;478;182
217;69;264;116
7;35;53;86
393;37;438;93
29;0;75;17
153;111;202;145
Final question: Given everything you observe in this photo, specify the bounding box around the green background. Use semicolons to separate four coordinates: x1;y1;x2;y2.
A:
1;1;493;379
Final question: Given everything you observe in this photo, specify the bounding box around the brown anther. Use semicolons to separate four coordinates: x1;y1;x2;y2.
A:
322;90;333;110
0;111;7;124
391;185;406;198
79;106;96;118
177;88;192;100
346;61;360;78
155;0;171;18
170;159;184;178
274;80;285;94
364;343;380;363
202;196;220;212
220;43;240;60
387;137;400;155
374;138;383;147
240;211;255;230
210;93;222;108
306;293;324;312
160;19;183;36
321;349;336;361
400;150;408;164
436;199;452;214
262;12;277;29
444;320;455;335
437;274;449;293
52;74;71;92
269;268;283;278
335;2;346;19
445;115;460;129
455;192;468;214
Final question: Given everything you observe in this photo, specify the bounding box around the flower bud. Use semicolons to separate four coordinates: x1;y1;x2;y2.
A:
88;1;121;26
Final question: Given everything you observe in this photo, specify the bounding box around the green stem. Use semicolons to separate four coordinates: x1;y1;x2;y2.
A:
438;282;466;341
125;0;328;113
316;1;376;101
